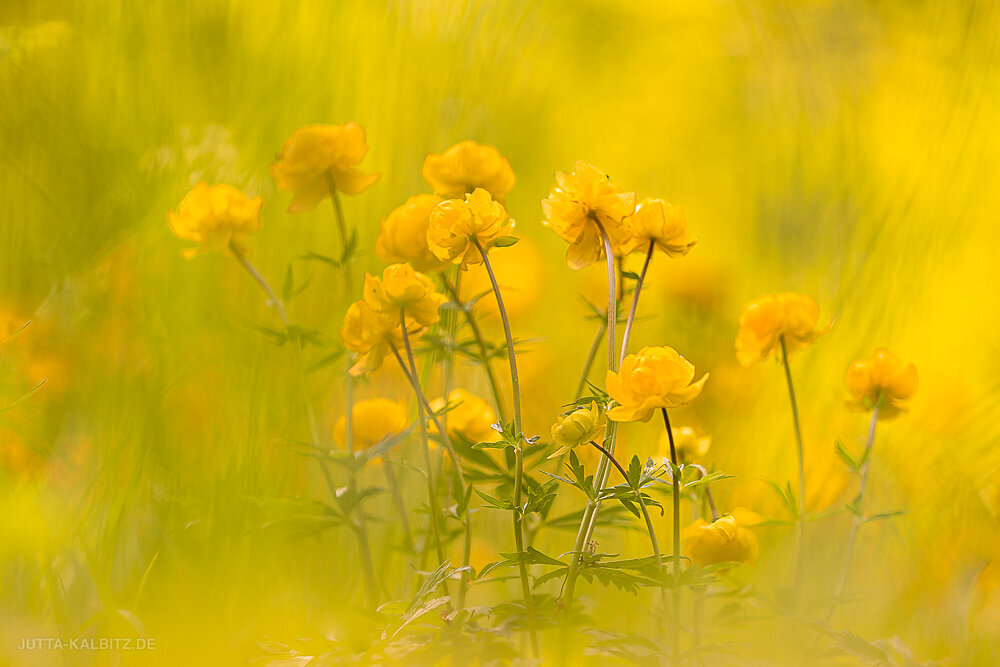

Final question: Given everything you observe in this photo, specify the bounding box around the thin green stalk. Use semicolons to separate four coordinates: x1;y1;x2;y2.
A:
779;335;807;591
619;240;655;362
574;322;606;399
383;458;414;552
662;408;681;667
471;237;538;657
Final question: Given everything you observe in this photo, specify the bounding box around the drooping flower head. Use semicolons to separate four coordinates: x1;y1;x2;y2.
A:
735;292;830;367
427;188;512;268
168;182;261;258
682;508;762;566
606;346;709;422
658;425;711;464
541;161;637;270
429;389;498;444
375;194;448;272
620;198;697;257
548;402;604;459
845;348;918;419
270;123;379;212
363;263;448;327
422;140;515;201
333;398;410;462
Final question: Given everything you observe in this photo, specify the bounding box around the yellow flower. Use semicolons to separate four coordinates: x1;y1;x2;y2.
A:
845;348;918;419
167;182;261;258
657;425;711;463
429;389;498;444
620;198;696;257
606;346;709;422
735;292;830;367
375;194;448;273
422;140;515;201
363;263;448;327
541;161;637;270
682;509;762;566
427;188;512;268
333;398;410;462
548;402;604;459
270;123;379;212
340;300;423;376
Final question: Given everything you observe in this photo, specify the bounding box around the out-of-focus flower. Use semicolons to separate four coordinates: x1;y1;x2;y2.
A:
168;182;261;258
735;292;830;367
620;198;696;257
422;140;515;201
375;194;448;272
427;188;512;268
541;161;636;270
363;263;447;327
463;238;545;321
657;425;711;463
429;389;497;444
340;300;422;376
606;346;708;422
682;508;762;566
845;348;918;419
333;398;410;464
549;403;604;459
270;123;379;212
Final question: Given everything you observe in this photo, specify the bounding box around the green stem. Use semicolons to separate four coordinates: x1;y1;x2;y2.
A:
383;458;414;552
574;322;606;399
662;408;681;667
471;237;538;657
619;239;655;361
779;335;807;592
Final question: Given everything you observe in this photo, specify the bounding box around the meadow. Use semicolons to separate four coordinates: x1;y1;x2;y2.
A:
2;1;1000;665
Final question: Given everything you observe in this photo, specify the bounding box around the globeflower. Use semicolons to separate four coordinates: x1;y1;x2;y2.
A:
363;263;448;327
620;198;696;257
845;348;918;419
548;402;604;459
735;292;830;367
606;346;708;422
168;182;261;258
427;188;512;268
541;161;636;270
658;425;711;463
340;299;422;376
429;389;497;444
422;140;515;201
333;398;410;460
270;123;379;213
375;194;448;272
682;509;761;566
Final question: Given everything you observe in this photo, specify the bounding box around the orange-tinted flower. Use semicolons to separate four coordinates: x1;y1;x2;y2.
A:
375;194;448;272
541;161;636;270
606;346;708;422
363;263;448;327
427;188;512;268
422;140;515;201
735;292;830;367
620;198;696;257
270;123;378;212
168;183;261;257
845;348;918;419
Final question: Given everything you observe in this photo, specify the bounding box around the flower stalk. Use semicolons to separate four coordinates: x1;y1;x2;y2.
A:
661;408;681;667
779;334;807;591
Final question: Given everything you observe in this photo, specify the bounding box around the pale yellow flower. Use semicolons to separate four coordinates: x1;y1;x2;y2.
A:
549;403;604;459
422;140;515;201
427;188;512;268
657;425;711;463
340;299;424;376
606;346;708;422
168;182;261;257
682;509;762;566
620;198;696;257
363;263;448;327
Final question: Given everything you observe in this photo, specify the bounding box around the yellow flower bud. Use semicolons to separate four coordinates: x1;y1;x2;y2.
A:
682;510;761;566
606;346;708;422
270;123;379;213
375;194;448;273
427;188;512;268
549;402;604;459
363;263;448;328
167;182;261;258
735;292;830;367
333;398;410;464
657;425;711;463
620;198;696;257
541;161;636;270
845;348;918;419
422;140;515;201
429;389;497;444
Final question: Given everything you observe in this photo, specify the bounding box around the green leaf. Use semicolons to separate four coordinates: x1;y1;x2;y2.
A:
281;262;294;301
835;438;859;471
0;379;45;414
684;471;734;489
620;269;640;281
627;455;642;490
474;489;514;511
487;235;520;249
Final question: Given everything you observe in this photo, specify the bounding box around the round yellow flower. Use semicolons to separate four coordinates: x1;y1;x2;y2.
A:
845;348;918;419
363;263;448;327
541;161;637;270
422;140;515;201
429;389;497;444
340;299;423;376
620;198;696;257
270;122;379;213
168;182;261;258
427;188;512;268
735;292;830;367
657;425;711;463
333;398;410;457
606;346;709;422
682;509;762;566
548;403;604;459
375;194;448;273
